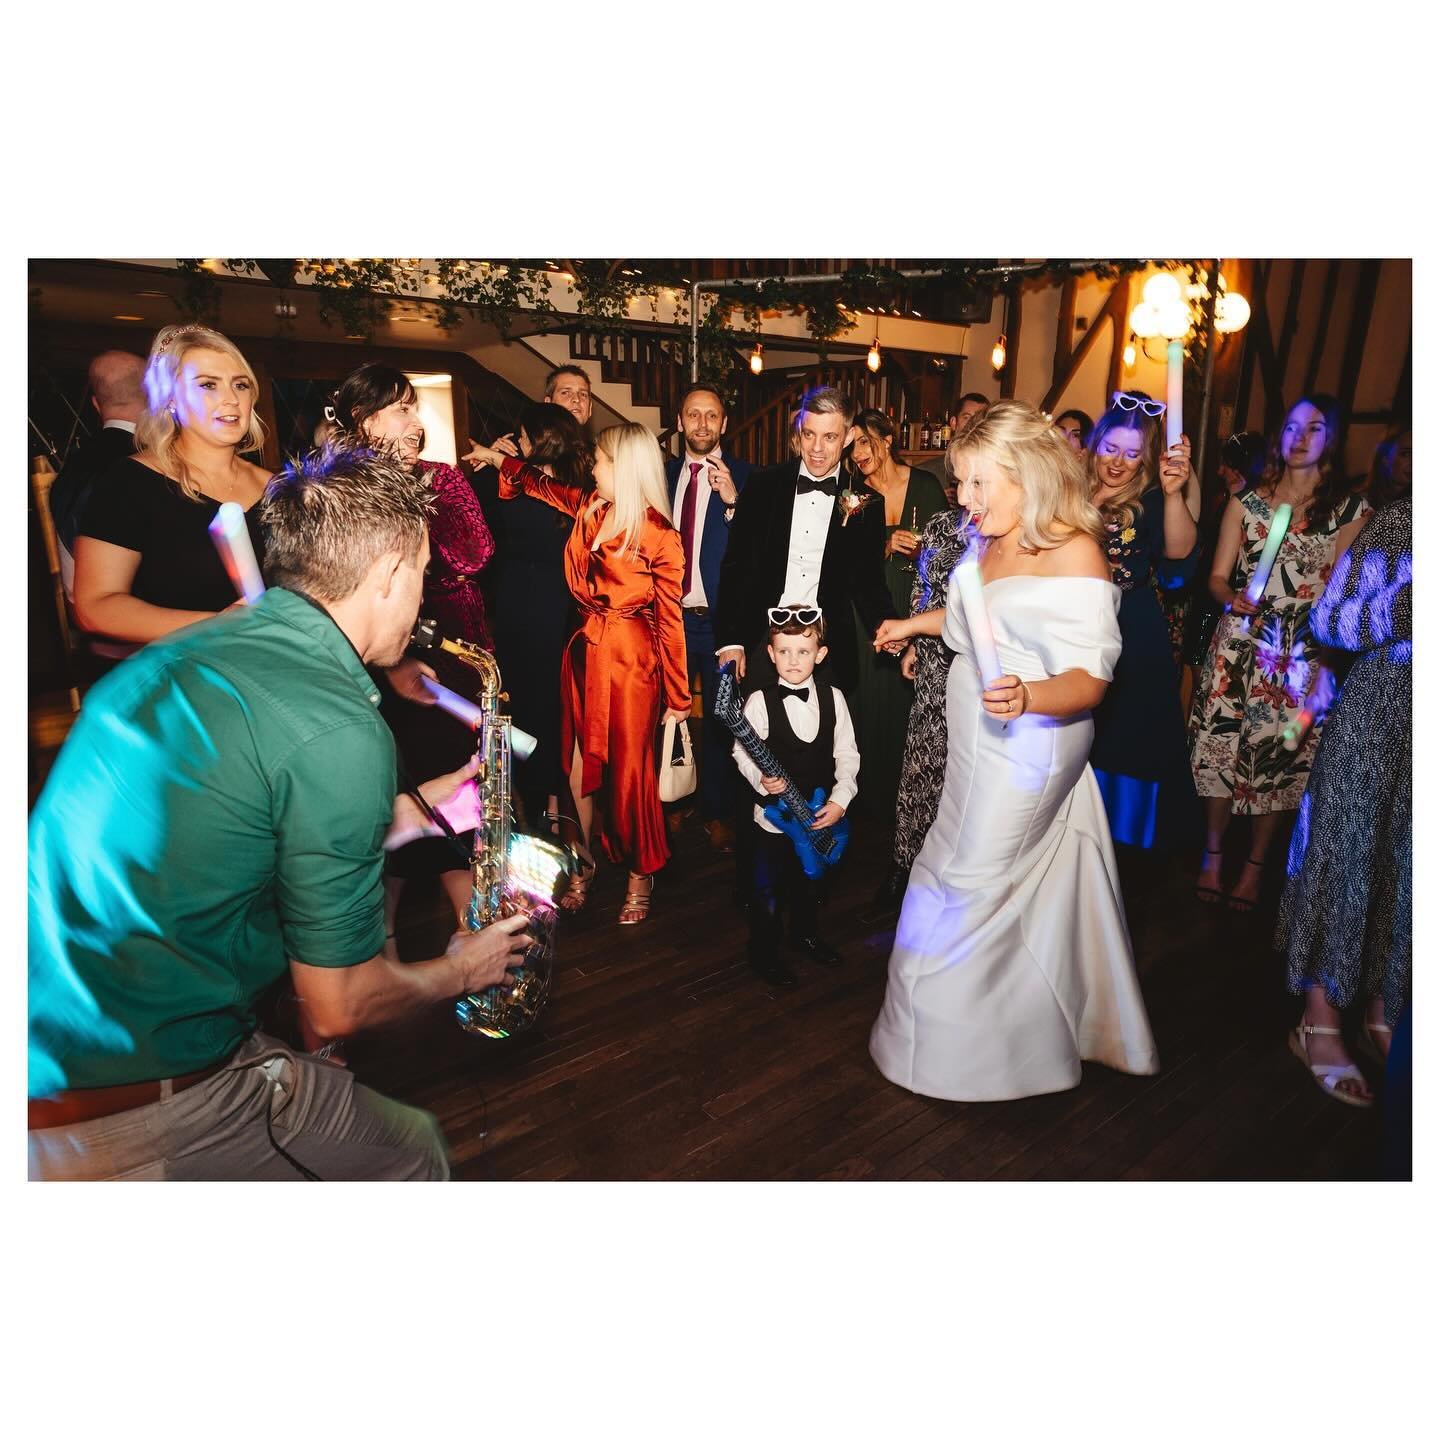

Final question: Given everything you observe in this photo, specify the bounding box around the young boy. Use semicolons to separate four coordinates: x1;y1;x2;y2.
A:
732;605;859;988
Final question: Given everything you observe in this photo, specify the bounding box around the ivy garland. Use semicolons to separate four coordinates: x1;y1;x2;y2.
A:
176;257;1171;360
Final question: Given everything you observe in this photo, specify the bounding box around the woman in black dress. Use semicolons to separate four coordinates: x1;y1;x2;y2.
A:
1277;494;1411;1108
469;402;592;839
73;323;270;646
1082;396;1199;851
848;408;950;815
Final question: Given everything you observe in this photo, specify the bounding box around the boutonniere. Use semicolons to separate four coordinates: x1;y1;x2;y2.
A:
1120;526;1136;544
836;486;879;527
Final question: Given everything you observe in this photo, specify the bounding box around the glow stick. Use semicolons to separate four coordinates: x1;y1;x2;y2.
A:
954;553;1002;687
1165;340;1184;448
208;501;265;602
1281;665;1336;752
1243;503;1292;606
420;677;537;761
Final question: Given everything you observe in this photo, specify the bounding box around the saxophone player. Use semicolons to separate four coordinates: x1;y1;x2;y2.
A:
28;440;531;1181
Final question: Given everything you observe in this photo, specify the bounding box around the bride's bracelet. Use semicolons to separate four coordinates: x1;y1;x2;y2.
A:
1020;681;1035;715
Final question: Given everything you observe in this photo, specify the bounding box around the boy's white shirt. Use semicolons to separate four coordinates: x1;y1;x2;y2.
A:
732;682;859;835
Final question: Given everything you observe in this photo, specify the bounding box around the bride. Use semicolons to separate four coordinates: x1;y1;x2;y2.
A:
868;401;1159;1101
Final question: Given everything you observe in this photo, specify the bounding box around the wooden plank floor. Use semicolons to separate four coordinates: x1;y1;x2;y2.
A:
29;692;1388;1180
348;808;1388;1182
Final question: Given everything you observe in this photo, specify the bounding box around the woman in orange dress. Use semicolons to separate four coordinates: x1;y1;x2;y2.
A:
469;422;689;923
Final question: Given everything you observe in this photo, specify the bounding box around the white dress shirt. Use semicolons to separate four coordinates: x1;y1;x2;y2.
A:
673;449;719;608
781;460;839;608
733;682;859;834
103;419;138;435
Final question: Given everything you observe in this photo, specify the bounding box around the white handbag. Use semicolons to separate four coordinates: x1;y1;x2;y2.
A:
657;714;698;803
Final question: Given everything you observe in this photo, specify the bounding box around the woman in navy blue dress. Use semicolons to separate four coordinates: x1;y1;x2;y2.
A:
1082;396;1199;851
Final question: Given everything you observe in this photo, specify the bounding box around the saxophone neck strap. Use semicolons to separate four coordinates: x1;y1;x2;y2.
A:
394;758;473;864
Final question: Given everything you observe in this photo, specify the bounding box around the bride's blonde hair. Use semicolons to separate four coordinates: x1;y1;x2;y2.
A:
593;422;672;556
950;399;1102;550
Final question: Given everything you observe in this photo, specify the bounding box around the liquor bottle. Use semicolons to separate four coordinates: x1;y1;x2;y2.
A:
939;417;952;447
920;413;931;450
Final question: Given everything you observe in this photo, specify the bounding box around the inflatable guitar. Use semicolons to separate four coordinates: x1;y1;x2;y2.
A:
714;662;851;880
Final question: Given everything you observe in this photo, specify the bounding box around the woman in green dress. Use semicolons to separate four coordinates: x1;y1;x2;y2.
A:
848;407;950;829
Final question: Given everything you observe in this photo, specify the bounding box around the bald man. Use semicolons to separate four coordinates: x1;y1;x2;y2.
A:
50;351;148;586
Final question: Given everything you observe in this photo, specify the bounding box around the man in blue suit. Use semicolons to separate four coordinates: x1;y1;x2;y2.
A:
665;382;752;852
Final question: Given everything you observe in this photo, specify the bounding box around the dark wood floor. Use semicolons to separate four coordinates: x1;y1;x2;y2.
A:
349;804;1388;1182
28;691;1390;1181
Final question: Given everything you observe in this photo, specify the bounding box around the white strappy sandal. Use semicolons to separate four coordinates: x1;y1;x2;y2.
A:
1288;1024;1374;1108
1355;1016;1393;1066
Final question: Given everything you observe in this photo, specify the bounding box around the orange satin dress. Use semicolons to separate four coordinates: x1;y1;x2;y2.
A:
499;458;689;874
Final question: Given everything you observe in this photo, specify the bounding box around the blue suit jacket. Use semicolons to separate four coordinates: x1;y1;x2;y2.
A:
665;450;751;609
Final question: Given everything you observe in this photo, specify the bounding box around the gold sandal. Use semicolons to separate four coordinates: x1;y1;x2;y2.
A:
618;873;654;925
557;839;597;914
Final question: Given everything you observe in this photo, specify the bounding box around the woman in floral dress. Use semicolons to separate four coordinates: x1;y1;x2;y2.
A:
1189;395;1370;911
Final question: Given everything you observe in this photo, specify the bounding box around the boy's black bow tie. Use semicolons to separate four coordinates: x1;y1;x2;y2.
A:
779;684;810;701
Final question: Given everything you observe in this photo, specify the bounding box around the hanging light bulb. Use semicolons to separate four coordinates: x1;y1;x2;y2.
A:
990;334;1007;372
1143;271;1183;309
1129;302;1163;339
1215;292;1252;334
1123;337;1137;369
750;342;764;375
867;337;882;372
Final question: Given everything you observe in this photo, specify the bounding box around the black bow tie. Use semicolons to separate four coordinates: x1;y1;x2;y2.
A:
795;474;838;497
779;685;810;702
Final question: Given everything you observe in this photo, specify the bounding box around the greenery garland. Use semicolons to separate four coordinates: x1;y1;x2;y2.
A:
176;257;1169;356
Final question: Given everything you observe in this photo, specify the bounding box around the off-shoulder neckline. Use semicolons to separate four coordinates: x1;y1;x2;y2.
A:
976;573;1116;591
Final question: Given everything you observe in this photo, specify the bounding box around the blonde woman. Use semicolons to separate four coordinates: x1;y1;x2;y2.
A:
468;423;689;924
73;323;272;645
869;400;1159;1102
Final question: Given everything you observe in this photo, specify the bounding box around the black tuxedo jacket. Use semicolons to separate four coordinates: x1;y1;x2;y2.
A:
49;425;138;555
714;458;895;693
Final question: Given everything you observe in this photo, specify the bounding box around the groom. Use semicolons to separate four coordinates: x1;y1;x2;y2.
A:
714;385;895;696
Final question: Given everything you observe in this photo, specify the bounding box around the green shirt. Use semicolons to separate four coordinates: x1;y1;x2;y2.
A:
28;587;394;1095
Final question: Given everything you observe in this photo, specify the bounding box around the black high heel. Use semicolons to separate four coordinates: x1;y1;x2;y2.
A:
1226;857;1265;913
1195;847;1224;905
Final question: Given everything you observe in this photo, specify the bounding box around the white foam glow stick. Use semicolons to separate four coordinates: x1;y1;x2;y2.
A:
1165;340;1184;449
208;501;265;603
420;677;537;761
955;552;1002;688
1243;503;1292;606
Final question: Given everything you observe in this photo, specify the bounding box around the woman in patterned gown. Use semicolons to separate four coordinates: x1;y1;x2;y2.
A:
1188;395;1370;911
1277;491;1410;1107
869;504;972;907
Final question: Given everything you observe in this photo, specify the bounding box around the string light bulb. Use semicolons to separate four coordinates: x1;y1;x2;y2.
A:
867;337;882;372
750;342;764;375
990;334;1007;372
1123;337;1137;369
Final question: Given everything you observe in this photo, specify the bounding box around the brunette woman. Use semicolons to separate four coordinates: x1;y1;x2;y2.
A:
1082;394;1199;851
1189;394;1370;911
325;362;496;930
848;407;948;808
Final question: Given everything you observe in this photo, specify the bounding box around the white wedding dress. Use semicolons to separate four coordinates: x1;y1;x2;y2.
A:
870;570;1160;1101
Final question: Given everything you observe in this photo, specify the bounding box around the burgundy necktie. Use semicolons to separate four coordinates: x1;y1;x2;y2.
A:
680;461;701;596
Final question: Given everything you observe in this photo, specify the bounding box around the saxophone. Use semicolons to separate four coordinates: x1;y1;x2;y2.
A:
411;617;570;1039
